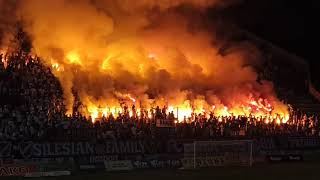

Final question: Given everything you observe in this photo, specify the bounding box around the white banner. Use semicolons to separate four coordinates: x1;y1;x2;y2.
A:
104;160;133;171
25;171;71;177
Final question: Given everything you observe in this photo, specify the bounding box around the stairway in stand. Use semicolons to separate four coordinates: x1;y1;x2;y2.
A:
277;87;320;115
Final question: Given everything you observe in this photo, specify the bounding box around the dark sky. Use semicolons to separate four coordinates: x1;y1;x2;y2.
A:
219;0;319;85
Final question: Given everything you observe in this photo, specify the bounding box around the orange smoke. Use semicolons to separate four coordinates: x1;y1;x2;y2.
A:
5;0;290;122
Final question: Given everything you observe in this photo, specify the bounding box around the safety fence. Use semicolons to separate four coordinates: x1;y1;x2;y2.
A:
1;136;320;177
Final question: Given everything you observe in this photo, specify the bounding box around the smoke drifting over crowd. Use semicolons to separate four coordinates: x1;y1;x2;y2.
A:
0;0;289;121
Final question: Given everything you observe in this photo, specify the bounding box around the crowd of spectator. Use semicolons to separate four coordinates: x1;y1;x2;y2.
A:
1;53;320;141
0;52;65;140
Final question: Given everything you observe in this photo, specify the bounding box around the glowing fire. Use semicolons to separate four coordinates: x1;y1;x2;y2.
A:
88;105;99;122
168;103;193;122
148;53;157;60
51;61;64;72
66;51;82;65
0;50;8;68
83;95;289;123
8;0;291;124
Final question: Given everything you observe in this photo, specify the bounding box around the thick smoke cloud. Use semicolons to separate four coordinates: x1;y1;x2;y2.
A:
0;0;18;50
2;0;288;119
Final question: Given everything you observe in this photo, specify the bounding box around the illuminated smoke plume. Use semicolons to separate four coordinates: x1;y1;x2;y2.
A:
0;0;19;53
2;0;289;121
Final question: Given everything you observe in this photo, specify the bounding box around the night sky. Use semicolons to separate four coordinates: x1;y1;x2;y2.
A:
221;0;319;86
